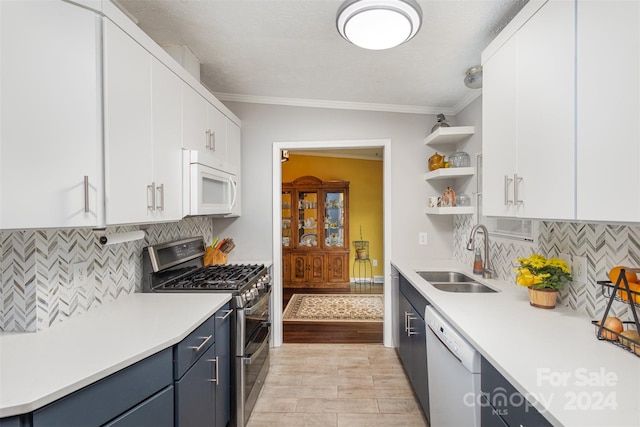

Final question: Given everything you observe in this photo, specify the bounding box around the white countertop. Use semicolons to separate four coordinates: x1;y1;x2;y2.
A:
0;292;231;418
392;260;640;427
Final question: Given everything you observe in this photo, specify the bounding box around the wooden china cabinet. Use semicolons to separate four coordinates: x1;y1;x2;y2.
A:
282;176;350;288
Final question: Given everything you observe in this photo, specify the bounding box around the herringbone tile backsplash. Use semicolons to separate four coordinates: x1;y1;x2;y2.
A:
1;217;214;332
454;216;640;320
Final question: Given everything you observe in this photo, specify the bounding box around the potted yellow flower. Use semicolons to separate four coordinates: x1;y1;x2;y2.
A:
515;254;573;309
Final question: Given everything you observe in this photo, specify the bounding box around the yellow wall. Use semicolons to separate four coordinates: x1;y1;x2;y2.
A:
282;154;383;278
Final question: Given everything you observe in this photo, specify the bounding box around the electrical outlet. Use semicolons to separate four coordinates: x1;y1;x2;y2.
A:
372;259;378;267
73;262;88;288
418;232;428;245
573;256;588;283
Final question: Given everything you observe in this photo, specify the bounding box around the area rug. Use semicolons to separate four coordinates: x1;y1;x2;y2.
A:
283;294;383;322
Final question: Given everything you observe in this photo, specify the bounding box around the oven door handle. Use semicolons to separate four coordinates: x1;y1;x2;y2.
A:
244;328;270;365
244;290;271;316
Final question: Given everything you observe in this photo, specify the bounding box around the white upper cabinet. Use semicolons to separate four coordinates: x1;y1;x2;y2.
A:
151;59;183;222
103;20;182;225
0;0;102;229
482;0;575;220
103;19;154;225
482;35;518;217
182;84;228;171
226;120;241;176
576;1;640;222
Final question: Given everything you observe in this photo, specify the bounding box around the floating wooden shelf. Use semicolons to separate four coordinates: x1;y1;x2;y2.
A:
424;126;475;147
424;167;475;181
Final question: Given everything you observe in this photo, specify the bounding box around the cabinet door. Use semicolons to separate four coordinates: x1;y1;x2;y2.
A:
182;83;208;152
227;119;241;175
482;34;518;218
323;191;347;249
175;343;217;427
515;0;575;219
397;293;412;373
215;305;232;427
290;253;308;284
0;0;101;229
207;104;228;170
327;253;348;283
408;312;429;419
308;253;326;283
281;255;291;284
576;1;640;222
103;19;153;225
151;58;183;221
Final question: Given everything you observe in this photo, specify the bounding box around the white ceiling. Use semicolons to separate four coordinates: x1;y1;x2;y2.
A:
116;0;527;115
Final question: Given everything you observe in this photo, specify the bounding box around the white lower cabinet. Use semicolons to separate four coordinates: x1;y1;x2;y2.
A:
104;20;182;225
0;0;102;229
482;0;575;220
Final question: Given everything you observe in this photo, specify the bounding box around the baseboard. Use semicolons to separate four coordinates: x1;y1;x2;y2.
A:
374;276;384;283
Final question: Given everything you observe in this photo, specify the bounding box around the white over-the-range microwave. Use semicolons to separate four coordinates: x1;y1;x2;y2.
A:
183;150;240;217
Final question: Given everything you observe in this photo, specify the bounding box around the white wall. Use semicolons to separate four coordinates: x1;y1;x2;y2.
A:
212;102;456;266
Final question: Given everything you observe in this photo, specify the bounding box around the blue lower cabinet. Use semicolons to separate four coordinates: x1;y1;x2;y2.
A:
214;304;231;427
32;348;173;427
481;357;552;427
104;385;174;427
0;415;31;427
175;343;217;426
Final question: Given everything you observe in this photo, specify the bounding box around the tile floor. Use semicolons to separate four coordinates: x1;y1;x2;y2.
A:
247;343;429;427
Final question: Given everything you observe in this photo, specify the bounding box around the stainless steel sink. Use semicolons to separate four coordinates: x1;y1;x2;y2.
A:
416;271;498;293
417;271;477;283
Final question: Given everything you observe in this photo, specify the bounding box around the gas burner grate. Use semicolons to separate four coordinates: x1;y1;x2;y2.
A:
159;264;265;290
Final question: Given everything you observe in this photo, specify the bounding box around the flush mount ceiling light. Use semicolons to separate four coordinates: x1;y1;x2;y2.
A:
464;65;483;89
336;0;423;50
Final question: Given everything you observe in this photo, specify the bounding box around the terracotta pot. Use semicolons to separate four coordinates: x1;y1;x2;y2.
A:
528;287;559;309
356;249;368;260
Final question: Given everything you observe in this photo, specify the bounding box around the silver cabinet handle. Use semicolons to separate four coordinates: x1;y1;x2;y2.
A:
216;309;233;321
156;183;164;211
514;174;523;205
504;175;513;205
207;357;219;384
189;334;212;352
84;176;90;212
406;313;418;336
210;130;216;152
404;311;409;332
205;130;211;149
147;182;156;210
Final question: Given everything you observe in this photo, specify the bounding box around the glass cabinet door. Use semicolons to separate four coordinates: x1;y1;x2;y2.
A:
282;191;292;247
324;191;345;248
297;191;318;247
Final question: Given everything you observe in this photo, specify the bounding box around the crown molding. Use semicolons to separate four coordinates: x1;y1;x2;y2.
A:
213;92;457;116
451;89;482;115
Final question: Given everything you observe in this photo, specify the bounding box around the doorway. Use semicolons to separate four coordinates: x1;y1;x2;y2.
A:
271;139;392;347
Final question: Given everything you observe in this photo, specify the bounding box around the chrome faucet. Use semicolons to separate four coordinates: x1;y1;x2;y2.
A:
466;224;494;279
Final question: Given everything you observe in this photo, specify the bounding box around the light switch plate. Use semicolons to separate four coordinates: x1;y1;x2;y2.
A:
418;232;428;245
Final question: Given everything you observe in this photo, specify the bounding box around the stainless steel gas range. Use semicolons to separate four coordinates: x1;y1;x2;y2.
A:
141;237;271;427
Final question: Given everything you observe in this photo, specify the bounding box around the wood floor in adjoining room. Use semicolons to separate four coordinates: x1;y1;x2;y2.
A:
247;344;429;427
283;284;384;344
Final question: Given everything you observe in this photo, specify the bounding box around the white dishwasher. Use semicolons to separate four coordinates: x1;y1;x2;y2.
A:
425;306;481;427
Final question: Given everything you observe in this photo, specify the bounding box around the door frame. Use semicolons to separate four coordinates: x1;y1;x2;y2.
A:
272;139;392;347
